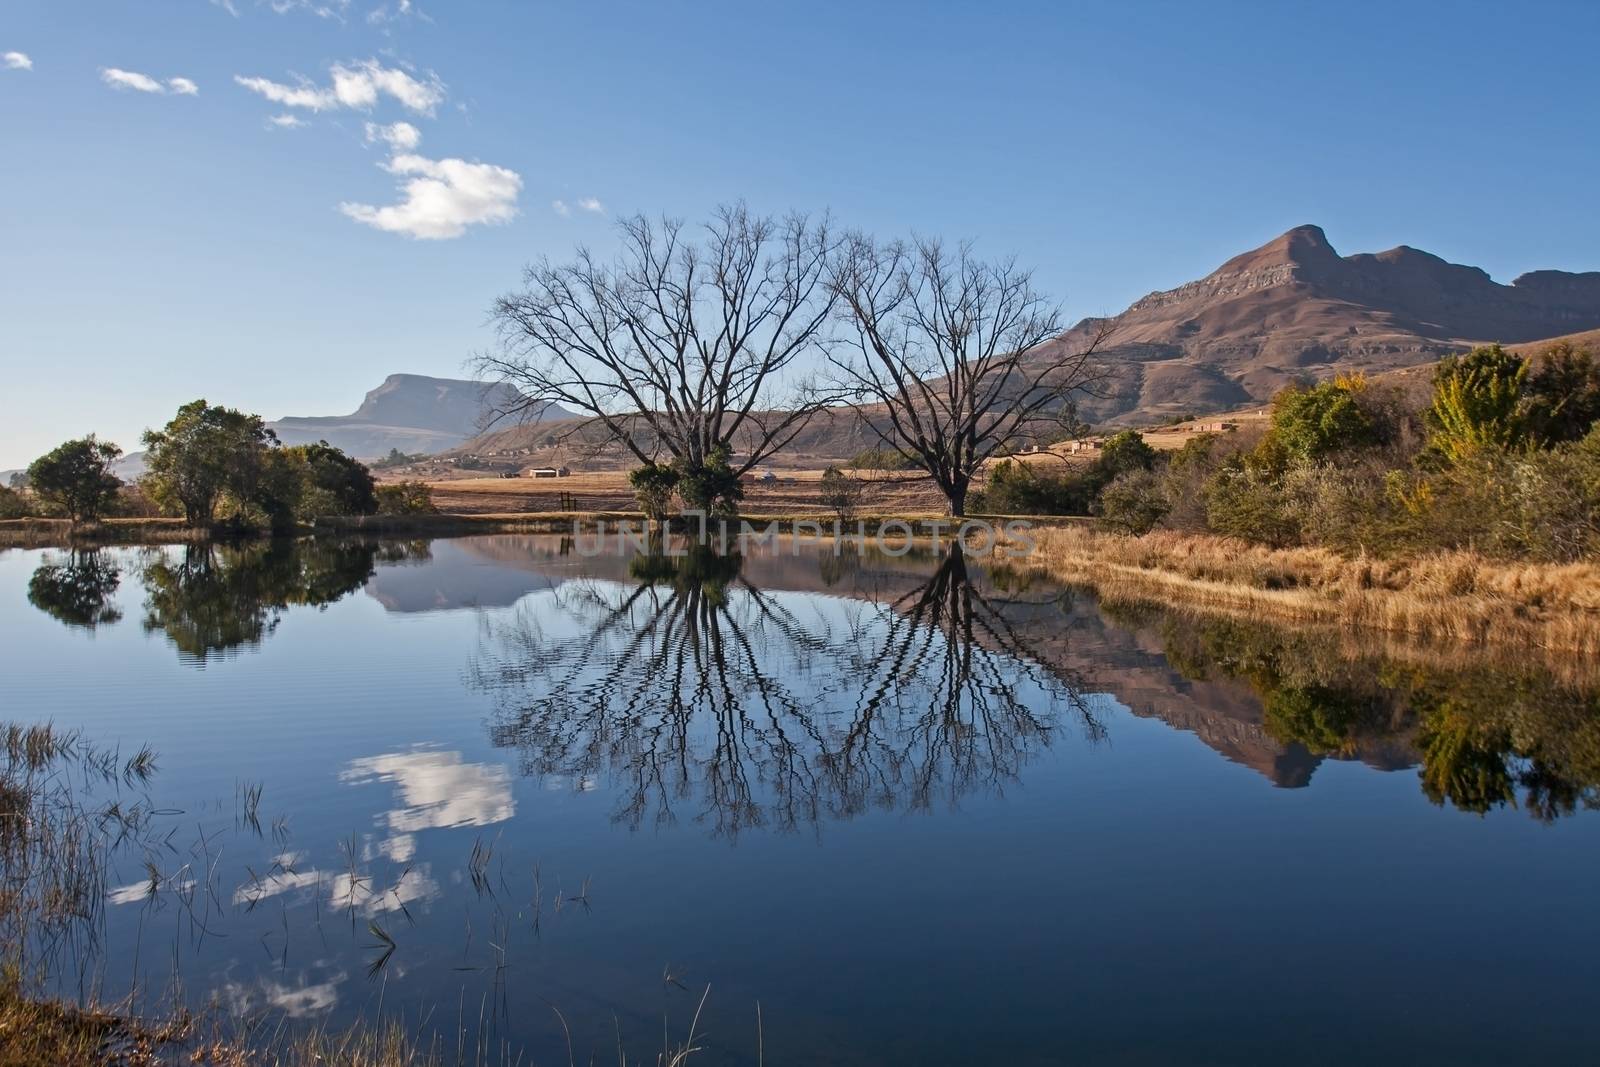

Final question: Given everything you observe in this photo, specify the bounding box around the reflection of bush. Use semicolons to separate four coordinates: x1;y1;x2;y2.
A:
1146;609;1600;820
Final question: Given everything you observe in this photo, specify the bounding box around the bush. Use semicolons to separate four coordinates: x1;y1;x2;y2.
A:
674;446;743;516
375;481;437;515
0;484;28;519
1426;344;1529;463
628;462;680;520
1271;379;1380;462
1203;463;1302;547
1525;340;1600;446
1095;469;1170;534
848;448;918;471
970;459;1090;515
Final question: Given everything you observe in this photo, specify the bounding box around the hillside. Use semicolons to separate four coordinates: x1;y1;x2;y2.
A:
1052;224;1600;426
269;374;567;459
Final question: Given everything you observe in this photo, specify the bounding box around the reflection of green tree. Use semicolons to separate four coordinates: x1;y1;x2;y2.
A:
1263;685;1385;757
27;550;122;629
138;540;377;662
1140;607;1600;820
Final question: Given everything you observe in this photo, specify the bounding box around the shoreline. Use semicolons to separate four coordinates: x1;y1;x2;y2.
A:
7;512;1599;656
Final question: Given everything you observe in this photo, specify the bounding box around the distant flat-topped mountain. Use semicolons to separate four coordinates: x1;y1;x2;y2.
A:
1055;224;1600;425
270;374;566;458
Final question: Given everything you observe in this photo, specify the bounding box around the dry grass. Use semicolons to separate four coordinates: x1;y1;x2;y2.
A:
0;519;204;549
1009;525;1600;654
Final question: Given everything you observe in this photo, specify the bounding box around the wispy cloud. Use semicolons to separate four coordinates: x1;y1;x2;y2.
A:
236;59;443;115
102;68;198;95
267;113;306;129
576;197;604;214
2;51;31;71
267;0;352;19
208;0;240;15
364;120;421;150
552;199;571;216
341;153;522;239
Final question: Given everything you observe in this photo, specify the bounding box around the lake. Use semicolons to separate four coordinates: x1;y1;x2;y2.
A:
4;534;1599;1065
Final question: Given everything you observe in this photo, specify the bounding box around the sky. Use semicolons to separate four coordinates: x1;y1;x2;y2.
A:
2;0;1598;468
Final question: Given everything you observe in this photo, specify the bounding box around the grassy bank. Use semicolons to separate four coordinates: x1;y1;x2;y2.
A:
1009;525;1600;654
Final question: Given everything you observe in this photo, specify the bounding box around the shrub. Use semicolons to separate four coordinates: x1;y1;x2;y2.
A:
375;481;437;515
1525;340;1600;446
673;445;743;516
1203;463;1302;547
1095;469;1170;534
1271;379;1380;462
1426;344;1529;463
970;459;1090;515
0;484;28;519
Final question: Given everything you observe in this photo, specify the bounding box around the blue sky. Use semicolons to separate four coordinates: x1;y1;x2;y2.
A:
2;0;1598;468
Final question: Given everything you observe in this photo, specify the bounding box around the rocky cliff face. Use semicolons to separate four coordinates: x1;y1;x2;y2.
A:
270;374;564;458
1056;225;1600;426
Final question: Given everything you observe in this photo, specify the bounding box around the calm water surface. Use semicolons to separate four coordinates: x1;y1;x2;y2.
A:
4;535;1598;1065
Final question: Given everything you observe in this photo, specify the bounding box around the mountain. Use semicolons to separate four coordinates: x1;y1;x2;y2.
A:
269;374;566;459
1055;224;1600;425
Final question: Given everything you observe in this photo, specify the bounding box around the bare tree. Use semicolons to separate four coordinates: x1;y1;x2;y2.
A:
830;235;1108;515
478;204;842;496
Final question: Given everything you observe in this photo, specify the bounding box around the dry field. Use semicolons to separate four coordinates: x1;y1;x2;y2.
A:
416;468;954;516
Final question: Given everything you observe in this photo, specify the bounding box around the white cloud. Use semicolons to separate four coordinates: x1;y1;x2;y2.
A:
267;113;306;128
268;0;352;18
209;0;240;15
236;59;443;116
551;199;570;216
234;74;335;110
101;67;165;93
102;68;199;95
330;59;443;114
364;120;421;151
576;197;605;214
340;153;521;240
3;52;31;71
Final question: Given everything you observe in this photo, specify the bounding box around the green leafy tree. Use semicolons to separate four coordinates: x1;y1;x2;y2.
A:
1270;380;1379;462
627;462;681;520
141;400;278;526
1426;345;1528;463
1094;430;1157;481
818;465;864;522
26;436;123;524
673;444;743;516
270;441;378;520
1524;341;1600;446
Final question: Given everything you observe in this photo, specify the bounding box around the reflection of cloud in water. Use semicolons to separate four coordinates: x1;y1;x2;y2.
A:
232;853;321;907
107;877;195;906
341;750;515;840
329;864;438;916
224;971;346;1018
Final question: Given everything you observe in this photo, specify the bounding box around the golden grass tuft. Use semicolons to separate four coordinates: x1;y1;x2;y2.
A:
1008;526;1600;654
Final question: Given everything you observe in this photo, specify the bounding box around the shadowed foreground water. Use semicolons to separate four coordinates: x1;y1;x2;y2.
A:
4;535;1599;1065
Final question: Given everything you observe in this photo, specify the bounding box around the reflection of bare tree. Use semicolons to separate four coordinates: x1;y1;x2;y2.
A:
831;547;1100;817
470;546;1097;838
